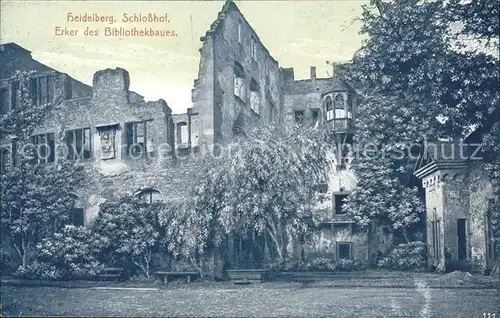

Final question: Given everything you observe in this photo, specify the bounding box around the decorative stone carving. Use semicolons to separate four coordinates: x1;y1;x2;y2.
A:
99;128;116;160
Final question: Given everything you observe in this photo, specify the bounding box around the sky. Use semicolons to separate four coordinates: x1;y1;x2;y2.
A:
0;0;368;114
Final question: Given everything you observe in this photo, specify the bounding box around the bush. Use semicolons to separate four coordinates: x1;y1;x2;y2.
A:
15;225;106;280
335;259;366;271
269;257;365;272
15;261;63;280
377;241;427;271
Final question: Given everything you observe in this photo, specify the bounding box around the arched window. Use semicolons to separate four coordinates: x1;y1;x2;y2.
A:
135;188;162;204
334;94;346;119
325;96;333;121
249;79;260;115
234;62;246;101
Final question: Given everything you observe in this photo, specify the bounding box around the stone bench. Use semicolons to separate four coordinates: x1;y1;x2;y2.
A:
99;268;124;281
155;271;200;284
226;269;270;283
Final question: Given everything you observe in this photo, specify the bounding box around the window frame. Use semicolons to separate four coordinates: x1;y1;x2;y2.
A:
237;21;242;44
30;74;55;106
65;127;92;161
125;120;154;158
176;121;188;145
333;192;349;215
30;132;56;164
334;93;347;119
294;110;305;124
250;37;257;60
325;95;333;121
336;242;353;260
311;109;320;122
234;62;246;102
249;78;260;115
135;188;162;204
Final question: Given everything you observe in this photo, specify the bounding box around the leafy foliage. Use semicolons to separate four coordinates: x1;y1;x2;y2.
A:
269;257;366;273
338;0;499;237
0;70;88;270
92;196;166;278
15;226;105;280
169;124;330;265
377;241;427;271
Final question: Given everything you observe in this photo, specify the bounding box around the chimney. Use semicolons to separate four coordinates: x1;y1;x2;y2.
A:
92;68;130;103
310;66;317;79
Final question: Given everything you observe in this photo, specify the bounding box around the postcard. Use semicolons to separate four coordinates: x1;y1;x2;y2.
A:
1;0;499;317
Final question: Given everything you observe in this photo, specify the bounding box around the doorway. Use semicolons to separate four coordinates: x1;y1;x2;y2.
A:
457;218;467;260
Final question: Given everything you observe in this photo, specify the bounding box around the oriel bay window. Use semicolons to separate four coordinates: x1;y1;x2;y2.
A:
125;120;154;158
325;96;333;121
334;93;346;118
66;128;92;160
30;133;55;164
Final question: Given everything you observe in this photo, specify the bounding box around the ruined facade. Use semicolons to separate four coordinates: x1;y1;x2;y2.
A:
189;1;366;263
0;43;199;228
1;1;378;266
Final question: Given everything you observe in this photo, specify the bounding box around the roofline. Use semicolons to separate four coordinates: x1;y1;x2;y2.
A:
414;160;469;179
0;42;32;54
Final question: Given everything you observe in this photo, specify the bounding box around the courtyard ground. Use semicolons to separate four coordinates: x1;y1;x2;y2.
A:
2;274;499;317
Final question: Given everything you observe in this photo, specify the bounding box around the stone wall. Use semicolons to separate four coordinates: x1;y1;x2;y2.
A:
191;37;215;146
420;163;495;271
281;68;355;127
192;2;281;145
26;67;191;225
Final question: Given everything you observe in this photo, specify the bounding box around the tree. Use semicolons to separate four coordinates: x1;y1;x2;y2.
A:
175;123;329;270
0;71;88;270
337;0;499;240
92;196;166;279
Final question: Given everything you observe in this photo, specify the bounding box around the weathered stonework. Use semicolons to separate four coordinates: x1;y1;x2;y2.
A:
1;1;365;263
415;143;497;272
189;1;365;262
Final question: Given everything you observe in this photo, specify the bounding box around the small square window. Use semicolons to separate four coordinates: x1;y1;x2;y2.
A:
294;110;304;123
337;242;352;260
